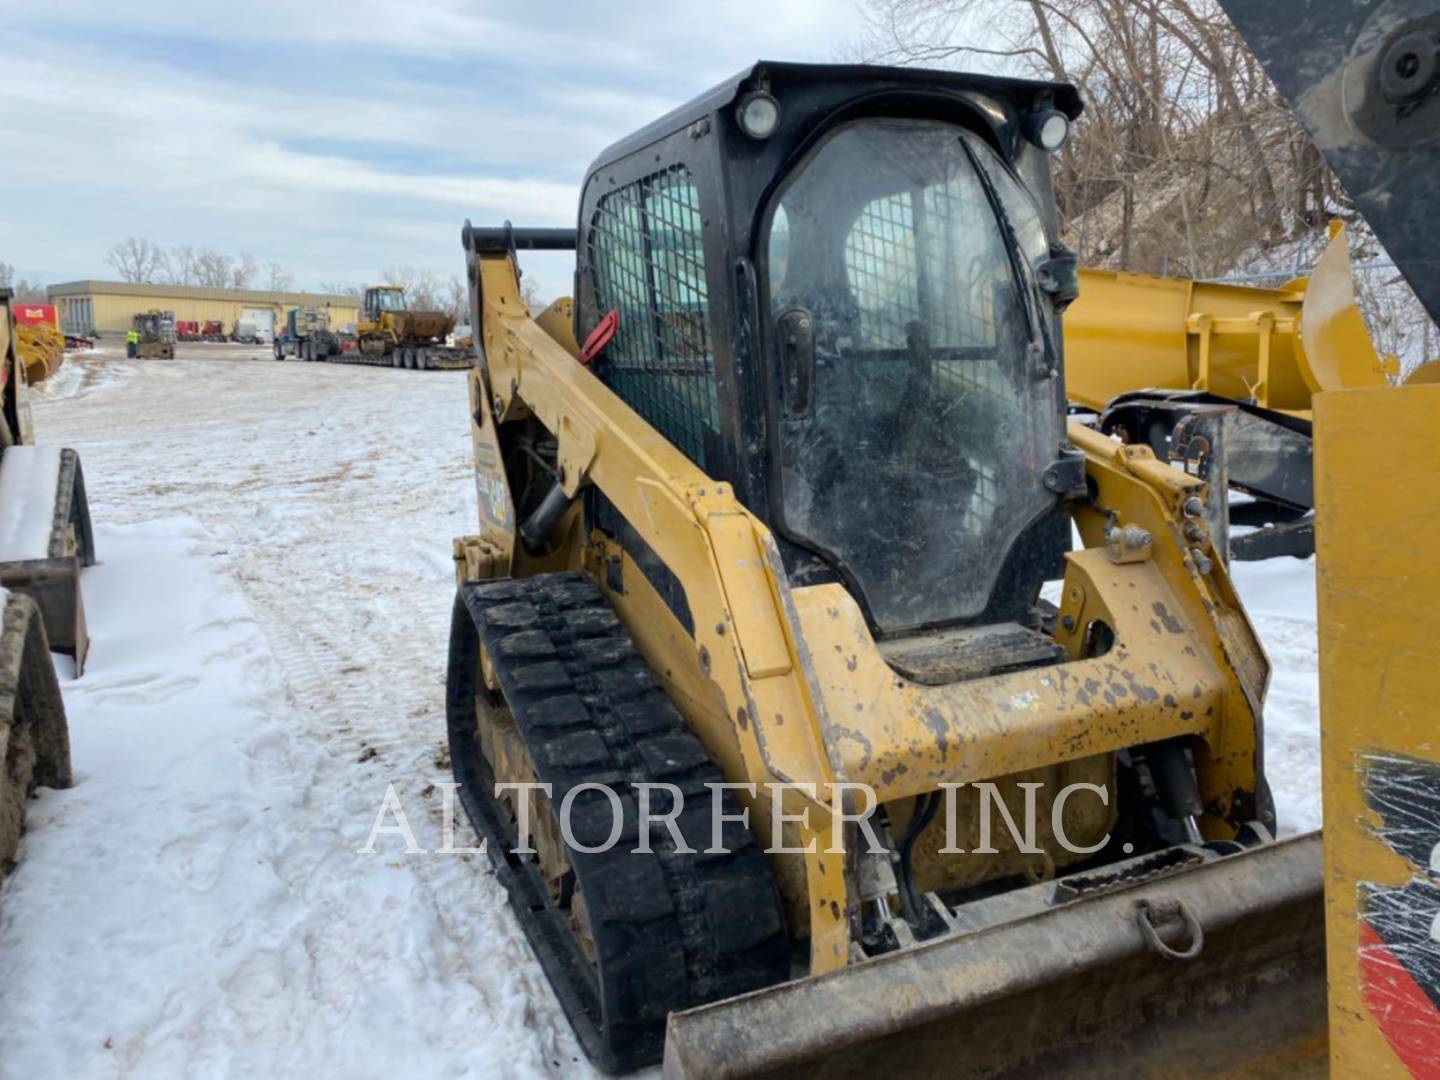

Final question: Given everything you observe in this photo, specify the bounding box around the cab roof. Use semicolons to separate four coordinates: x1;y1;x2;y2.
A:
587;60;1083;176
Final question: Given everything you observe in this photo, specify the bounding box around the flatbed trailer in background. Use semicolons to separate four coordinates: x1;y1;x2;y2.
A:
346;285;470;370
318;340;471;371
276;290;470;371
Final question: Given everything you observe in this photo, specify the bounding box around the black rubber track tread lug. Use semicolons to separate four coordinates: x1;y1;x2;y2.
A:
446;573;789;1073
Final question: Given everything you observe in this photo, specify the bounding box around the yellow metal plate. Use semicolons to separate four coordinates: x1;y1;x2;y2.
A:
1316;383;1440;1076
704;513;792;680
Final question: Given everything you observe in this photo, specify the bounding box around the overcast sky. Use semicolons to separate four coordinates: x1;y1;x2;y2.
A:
1;1;867;300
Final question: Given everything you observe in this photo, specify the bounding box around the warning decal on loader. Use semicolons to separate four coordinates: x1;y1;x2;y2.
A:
1358;750;1440;1079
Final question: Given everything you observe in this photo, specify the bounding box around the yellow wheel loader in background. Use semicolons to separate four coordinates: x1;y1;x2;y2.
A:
0;287;94;873
446;63;1324;1074
352;285;468;370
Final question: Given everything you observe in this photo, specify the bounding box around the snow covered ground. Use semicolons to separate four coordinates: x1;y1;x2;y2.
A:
1;346;590;1077
1229;557;1322;834
0;344;1320;1076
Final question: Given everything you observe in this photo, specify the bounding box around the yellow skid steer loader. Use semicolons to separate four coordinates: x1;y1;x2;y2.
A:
445;63;1325;1075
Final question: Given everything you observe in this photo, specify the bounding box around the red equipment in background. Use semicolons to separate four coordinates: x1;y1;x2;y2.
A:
13;303;59;329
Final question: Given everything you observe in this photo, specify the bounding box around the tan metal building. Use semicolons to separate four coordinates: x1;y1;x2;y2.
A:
46;280;361;339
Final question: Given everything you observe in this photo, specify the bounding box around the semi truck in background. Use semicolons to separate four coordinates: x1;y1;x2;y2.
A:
0;287;95;873
274;306;341;362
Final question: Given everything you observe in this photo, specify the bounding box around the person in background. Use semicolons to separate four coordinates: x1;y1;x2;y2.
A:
126;327;139;358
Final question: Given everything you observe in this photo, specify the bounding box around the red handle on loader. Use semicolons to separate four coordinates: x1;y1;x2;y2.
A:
578;310;618;365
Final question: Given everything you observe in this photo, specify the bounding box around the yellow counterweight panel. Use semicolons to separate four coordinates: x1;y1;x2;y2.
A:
1315;383;1440;1076
1064;225;1392;414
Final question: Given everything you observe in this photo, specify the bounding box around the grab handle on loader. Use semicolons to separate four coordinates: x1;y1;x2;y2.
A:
463;222;578;255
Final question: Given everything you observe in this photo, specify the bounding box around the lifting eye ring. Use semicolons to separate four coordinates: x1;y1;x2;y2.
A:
1135;897;1205;961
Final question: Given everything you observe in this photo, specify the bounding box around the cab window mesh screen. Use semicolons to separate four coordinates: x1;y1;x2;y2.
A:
589;165;718;467
844;188;1001;351
765;121;1055;631
842;184;1015;528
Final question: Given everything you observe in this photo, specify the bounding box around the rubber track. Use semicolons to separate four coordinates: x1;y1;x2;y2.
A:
447;572;790;1073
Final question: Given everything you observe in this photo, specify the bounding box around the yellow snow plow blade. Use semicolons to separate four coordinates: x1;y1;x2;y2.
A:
1299;222;1399;393
15;321;64;384
664;834;1327;1078
1064;224;1392;415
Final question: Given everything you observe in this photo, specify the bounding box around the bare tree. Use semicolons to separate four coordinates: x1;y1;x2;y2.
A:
168;245;200;285
519;276;542;315
231;253;259;290
190;249;233;289
264;262;295;292
0;262;47;302
858;0;1340;276
380;266;446;311
434;274;475;322
106;237;169;283
317;281;363;298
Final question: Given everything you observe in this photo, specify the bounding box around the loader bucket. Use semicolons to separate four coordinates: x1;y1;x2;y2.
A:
663;834;1326;1078
392;309;456;342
